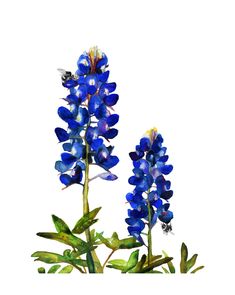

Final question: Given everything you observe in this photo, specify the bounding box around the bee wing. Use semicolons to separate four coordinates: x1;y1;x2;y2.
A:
57;68;67;76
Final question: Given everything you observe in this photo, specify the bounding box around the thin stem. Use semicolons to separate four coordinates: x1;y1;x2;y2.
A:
147;198;153;266
71;263;86;273
102;250;115;271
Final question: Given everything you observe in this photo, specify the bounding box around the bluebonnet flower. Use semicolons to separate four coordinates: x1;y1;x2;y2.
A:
55;47;119;188
125;128;173;243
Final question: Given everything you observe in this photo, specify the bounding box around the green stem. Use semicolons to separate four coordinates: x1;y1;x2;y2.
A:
147;199;153;266
82;127;103;273
102;250;116;271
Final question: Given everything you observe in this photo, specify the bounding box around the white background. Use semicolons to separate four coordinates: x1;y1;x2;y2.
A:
0;0;235;293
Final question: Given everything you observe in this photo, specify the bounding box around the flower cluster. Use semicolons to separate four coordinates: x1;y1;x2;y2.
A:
125;128;174;243
55;47;119;188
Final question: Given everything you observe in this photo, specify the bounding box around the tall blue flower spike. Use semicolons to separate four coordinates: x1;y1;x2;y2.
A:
55;47;119;188
125;128;173;244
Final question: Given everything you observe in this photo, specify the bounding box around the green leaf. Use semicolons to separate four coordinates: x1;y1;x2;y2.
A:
162;266;169;273
162;250;176;273
32;251;66;264
58;265;73;273
72;207;101;234
186;254;198;272
86;251;95;273
148;270;163;273
107;259;127;271
128;254;147;273
36;232;91;254
124;250;139;273
48;265;61;273
52;215;71;234
37;267;45;273
191;265;205;273
180;242;188;273
141;257;173;273
97;232;142;251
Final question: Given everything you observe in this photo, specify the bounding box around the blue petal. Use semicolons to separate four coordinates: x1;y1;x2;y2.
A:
125;218;145;231
159;210;173;223
55;127;69;142
94;104;109;119
152;198;163;208
71;142;84;158
86;127;99;144
71;166;83;184
76;107;89;126
88;95;102;114
103;94;119;106
55;161;70;173
58;107;73;122
98;71;110;83
65;94;81;105
103;128;118;139
160;190;173;200
159;165;173;175
96;53;108;69
97;119;108;134
140;137;151;152
99;172;118;181
61;153;77;165
159;155;169;163
101;155;119;170
60;174;72;186
106;114;119;126
127;227;145;244
129;151;144;161
91;138;103;151
99;82;116;98
67;119;80;130
76;85;88;102
77;54;91;75
62;79;78;88
62;143;72;152
133;159;149;174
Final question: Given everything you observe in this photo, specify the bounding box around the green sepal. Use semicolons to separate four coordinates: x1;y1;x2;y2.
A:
162;250;176;273
58;265;73;273
52;215;71;234
36;232;92;254
48;265;61;273
191;265;205;273
37;267;45;273
180;242;188;273
186;254;198;272
141;257;173;273
97;232;142;251
72;207;101;234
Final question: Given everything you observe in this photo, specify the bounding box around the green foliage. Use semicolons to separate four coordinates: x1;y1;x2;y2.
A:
58;265;73;273
180;242;204;273
97;232;142;251
48;265;61;273
72;207;101;234
162;250;176;273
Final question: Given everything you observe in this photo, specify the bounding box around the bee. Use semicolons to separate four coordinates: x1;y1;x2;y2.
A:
161;222;173;234
57;68;78;82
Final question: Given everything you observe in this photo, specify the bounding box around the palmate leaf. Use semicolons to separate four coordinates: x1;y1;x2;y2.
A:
97;232;142;251
72;207;101;234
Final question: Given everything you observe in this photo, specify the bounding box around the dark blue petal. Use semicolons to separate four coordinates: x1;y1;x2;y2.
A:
99;82;116;98
159;164;173;175
106;114;119;126
100;155;119;170
62;143;72;152
62;79;78;88
96;53;108;69
159;155;169;163
55;127;69;142
94;104;109;119
67;119;80;130
127;227;145;244
76;161;86;170
86;127;99;145
88;95;102;114
125;218;145;231
129;151;144;161
61;153;77;165
140;137;151;152
76;107;89;126
103;128;118;139
103;94;119;106
71;166;83;183
97;119;108;134
91;138;103;151
159;210;173;223
160;190;173;200
98;70;110;83
60;174;72;186
77;54;91;75
65;94;81;105
58;107;73;122
133;159;149;174
152;198;163;208
76;85;88;102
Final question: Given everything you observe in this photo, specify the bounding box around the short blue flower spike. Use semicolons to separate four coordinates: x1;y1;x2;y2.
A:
125;128;174;243
55;47;119;188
